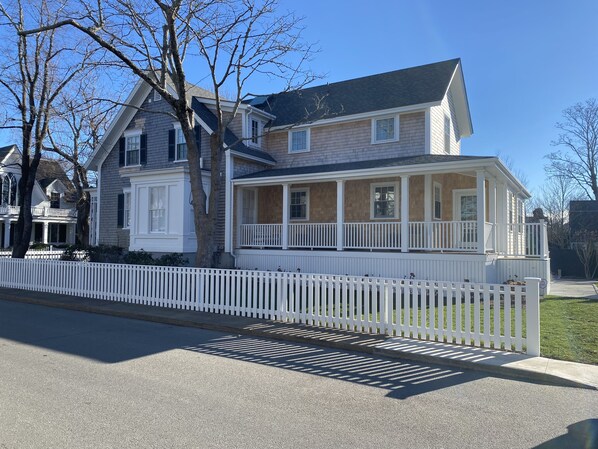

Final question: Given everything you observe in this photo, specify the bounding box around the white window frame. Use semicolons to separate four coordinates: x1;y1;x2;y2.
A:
371;115;399;144
149;186;167;233
444;114;451;154
288;128;310;154
289;187;309;221
173;124;188;162
370;182;399;220
123;189;131;229
249;119;261;148
153;89;161;102
124;129;142;167
433;181;442;220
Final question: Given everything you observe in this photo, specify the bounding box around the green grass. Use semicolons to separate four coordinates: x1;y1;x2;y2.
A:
539;296;598;365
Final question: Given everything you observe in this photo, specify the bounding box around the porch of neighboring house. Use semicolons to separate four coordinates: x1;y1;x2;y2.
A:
230;158;550;291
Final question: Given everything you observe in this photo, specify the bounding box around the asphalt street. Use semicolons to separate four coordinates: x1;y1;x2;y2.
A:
0;299;596;449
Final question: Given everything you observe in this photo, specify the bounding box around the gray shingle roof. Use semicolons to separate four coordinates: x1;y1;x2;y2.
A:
36;158;76;201
235;155;491;180
192;98;276;163
248;59;460;127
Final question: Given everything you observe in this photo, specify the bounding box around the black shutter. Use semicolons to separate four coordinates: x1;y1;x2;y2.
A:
194;125;201;154
168;129;176;162
140;134;147;165
118;138;125;167
117;194;124;228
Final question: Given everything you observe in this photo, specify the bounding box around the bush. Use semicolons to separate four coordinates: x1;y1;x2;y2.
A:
124;250;155;266
87;245;123;263
155;253;187;267
30;243;50;250
60;245;85;261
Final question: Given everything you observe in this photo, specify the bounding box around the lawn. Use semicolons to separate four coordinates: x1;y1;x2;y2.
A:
540;297;598;365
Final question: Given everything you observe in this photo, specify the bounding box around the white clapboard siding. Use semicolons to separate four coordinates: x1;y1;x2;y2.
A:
0;258;541;355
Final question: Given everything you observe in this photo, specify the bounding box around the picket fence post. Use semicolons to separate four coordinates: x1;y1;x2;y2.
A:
524;277;541;356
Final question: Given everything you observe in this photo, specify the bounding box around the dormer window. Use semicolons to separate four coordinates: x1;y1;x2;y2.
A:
251;119;260;146
288;129;310;153
50;192;60;209
372;116;399;143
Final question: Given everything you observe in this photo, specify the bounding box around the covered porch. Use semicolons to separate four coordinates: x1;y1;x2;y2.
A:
229;156;547;259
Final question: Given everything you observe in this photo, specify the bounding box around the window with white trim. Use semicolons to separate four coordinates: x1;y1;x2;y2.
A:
176;127;187;161
290;189;309;220
371;183;397;219
508;191;514;224
434;182;442;220
251;119;260;146
372;116;398;143
149;186;166;233
444;115;451;154
123;191;131;229
153;89;161;101
126;134;141;166
288;129;310;153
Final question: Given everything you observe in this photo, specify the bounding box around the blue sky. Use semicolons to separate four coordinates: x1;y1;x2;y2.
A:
242;0;598;194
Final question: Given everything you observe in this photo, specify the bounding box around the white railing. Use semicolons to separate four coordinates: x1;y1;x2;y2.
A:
0;205;76;218
344;222;401;249
0;258;541;355
240;224;282;247
0;248;71;260
288;223;336;248
408;221;479;252
504;222;547;258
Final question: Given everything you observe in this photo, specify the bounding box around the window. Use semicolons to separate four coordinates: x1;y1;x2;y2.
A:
434;182;442;220
50;192;60;209
288;129;310;153
251;119;260;146
153;89;161;101
444;115;451;154
290;189;308;220
372;184;397;219
176;128;187;161
2;173;18;206
508;192;514;224
123;191;131;229
373;116;398;143
126;134;140;166
149;186;166;233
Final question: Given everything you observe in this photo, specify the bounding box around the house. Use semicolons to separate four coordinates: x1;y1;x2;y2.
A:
86;59;551;292
0;145;78;247
569;200;598;237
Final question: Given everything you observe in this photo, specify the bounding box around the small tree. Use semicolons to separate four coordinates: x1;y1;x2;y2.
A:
572;230;598;280
546;98;598;200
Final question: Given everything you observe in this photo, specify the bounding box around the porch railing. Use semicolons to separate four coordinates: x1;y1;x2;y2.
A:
0;205;76;218
240;224;282;247
504;223;547;258
344;222;401;249
289;223;336;248
408;221;479;252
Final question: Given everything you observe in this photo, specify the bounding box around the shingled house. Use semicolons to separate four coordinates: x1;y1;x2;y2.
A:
0;145;77;247
86;59;550;291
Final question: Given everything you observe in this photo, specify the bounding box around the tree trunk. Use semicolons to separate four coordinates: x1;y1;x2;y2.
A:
76;191;90;246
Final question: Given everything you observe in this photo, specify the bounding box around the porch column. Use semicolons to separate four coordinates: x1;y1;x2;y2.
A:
400;176;410;253
3;219;10;248
282;183;289;250
224;151;233;253
42;222;49;244
488;177;496;251
235;187;243;249
497;181;508;254
476;170;486;254
424;174;432;249
336;180;344;251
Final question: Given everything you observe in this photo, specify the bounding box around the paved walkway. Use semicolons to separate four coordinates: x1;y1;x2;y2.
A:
550;278;598;299
1;287;597;390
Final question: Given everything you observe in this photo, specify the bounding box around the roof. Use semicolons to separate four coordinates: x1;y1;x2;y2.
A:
0;144;15;163
569;200;598;235
236;154;492;180
249;59;461;127
192;98;276;163
36;158;75;199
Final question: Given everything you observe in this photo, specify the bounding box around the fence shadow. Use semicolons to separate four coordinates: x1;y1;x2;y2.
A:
183;334;485;400
532;419;598;449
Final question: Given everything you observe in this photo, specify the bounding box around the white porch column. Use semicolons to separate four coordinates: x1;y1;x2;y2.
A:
224;151;233;253
476;170;486;254
336;180;344;251
282;183;289;250
488;177;496;251
400;176;410;253
497;181;508;254
42;222;49;244
424;174;432;249
235;187;243;249
3;219;10;248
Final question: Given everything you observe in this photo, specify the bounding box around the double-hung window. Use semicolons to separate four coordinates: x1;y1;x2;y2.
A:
288;129;310;153
372;116;398;143
371;183;397;219
434;182;442;220
251;119;260;146
123;191;131;229
149;186;166;233
176;128;187;161
290;189;309;220
126;134;141;166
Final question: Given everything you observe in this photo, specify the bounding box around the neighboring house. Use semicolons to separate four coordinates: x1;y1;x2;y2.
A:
569;200;598;237
0;145;78;248
87;59;550;290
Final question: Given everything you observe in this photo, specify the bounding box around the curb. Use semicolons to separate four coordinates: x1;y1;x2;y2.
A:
1;292;595;391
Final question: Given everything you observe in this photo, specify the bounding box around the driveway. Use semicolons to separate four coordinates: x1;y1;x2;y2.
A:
550;278;598;299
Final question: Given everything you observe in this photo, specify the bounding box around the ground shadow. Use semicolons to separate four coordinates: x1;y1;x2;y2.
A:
532;419;598;449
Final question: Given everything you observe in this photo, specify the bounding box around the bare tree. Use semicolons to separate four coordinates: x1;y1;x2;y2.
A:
20;0;317;267
546;98;598;200
0;0;98;257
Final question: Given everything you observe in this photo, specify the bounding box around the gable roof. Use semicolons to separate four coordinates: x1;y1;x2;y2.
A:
248;59;463;127
192;98;275;163
0;144;16;163
36;158;75;192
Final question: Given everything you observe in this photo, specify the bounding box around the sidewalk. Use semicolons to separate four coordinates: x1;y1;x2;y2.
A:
1;287;597;390
550;278;598;299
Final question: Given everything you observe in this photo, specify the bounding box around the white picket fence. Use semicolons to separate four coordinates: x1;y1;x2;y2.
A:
0;258;541;355
0;248;67;260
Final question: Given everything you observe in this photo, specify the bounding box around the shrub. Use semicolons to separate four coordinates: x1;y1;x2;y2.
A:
60;245;85;261
124;250;156;266
87;245;123;263
155;253;187;267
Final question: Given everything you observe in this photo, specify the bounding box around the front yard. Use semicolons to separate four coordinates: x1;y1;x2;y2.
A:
540;297;598;365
